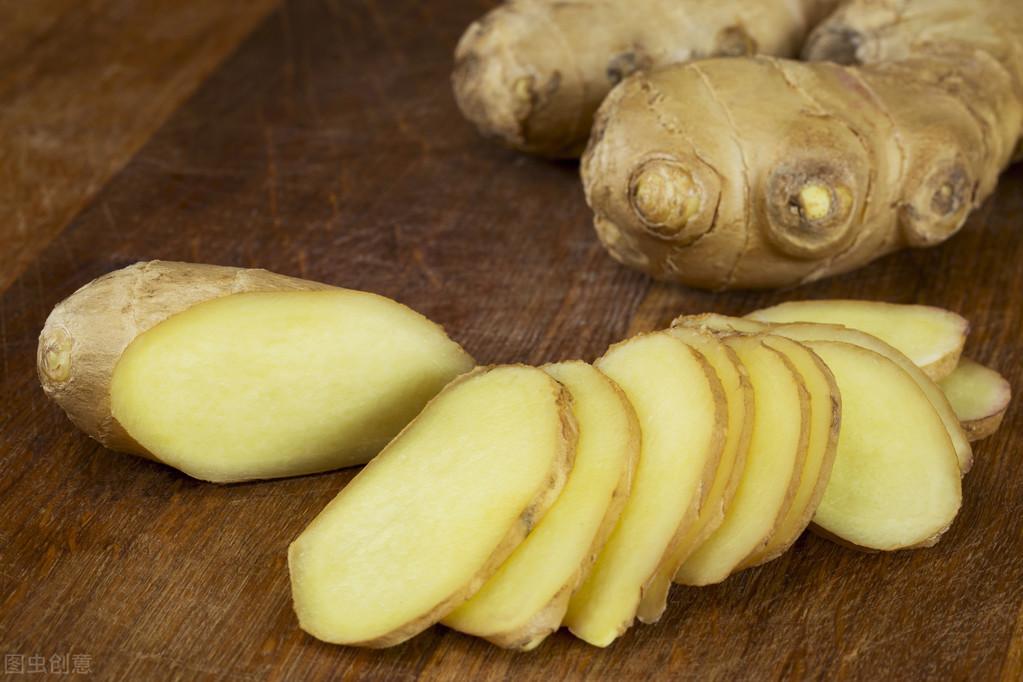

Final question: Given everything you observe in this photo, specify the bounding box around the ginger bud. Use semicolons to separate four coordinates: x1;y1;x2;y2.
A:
628;159;706;243
900;161;973;247
763;161;858;259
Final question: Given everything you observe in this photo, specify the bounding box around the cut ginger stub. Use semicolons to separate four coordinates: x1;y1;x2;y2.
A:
108;289;474;482
288;364;577;648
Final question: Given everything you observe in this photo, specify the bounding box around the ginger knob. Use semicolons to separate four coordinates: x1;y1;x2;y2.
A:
763;161;859;259
38;326;73;384
628;158;708;243
900;161;973;247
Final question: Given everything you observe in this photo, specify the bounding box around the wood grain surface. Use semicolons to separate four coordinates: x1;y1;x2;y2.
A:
1;1;1021;679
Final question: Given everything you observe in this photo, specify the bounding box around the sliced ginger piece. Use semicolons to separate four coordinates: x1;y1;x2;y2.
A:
108;290;475;482
795;340;962;550
761;322;973;474
441;360;639;650
938;357;1012;441
739;334;840;568
676;314;974;474
563;332;726;647
745;299;969;381
288;365;577;648
674;335;809;586
675;312;770;335
636;326;753;623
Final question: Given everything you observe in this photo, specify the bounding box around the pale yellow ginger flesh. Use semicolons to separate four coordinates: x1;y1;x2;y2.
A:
674;335;808;586
938;357;1012;441
677;313;973;474
796;341;962;550
739;334;840;568
37;261;475;482
442;360;639;650
564;332;726;647
759;323;973;474
638;326;753;623
109;290;475;482
746;300;969;381
797;184;835;221
288;365;577;648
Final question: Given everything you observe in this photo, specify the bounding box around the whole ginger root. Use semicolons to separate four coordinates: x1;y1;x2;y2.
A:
452;0;842;158
581;0;1023;289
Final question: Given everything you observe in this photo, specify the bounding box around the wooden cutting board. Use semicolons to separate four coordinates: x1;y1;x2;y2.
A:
2;1;1021;679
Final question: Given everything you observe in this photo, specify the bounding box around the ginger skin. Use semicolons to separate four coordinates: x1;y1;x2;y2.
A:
582;0;1023;289
452;0;842;158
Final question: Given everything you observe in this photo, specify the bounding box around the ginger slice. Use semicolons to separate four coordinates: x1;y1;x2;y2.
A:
762;323;973;474
745;299;969;381
796;341;962;551
637;326;753;623
938;357;1012;441
676;314;974;474
675;312;770;335
564;332;726;647
674;335;809;586
739;334;840;568
287;365;577;648
108;289;475;482
442;360;639;650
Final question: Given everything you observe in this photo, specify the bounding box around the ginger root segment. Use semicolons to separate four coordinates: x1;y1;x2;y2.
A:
804;0;1023;248
38;261;475;482
583;57;886;289
583;0;1023;289
453;0;840;157
288;365;577;647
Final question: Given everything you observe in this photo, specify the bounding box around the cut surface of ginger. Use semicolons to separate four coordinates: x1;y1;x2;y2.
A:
677;314;973;474
938;357;1012;441
762;322;972;474
288;365;577;648
745;299;968;381
637;326;753;623
564;332;726;647
739;334;840;568
442;360;639;650
674;335;809;586
109;290;474;482
798;340;962;551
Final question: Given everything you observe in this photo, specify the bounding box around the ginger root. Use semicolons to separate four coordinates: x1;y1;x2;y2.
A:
38;261;474;482
452;0;842;158
581;0;1023;288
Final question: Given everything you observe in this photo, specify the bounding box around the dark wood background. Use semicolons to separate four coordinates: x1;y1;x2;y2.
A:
2;1;1021;679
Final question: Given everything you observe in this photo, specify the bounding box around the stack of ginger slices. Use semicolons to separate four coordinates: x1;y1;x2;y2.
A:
288;300;1010;650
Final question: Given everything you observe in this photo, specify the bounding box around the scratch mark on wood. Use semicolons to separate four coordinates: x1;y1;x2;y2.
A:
263;124;280;230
